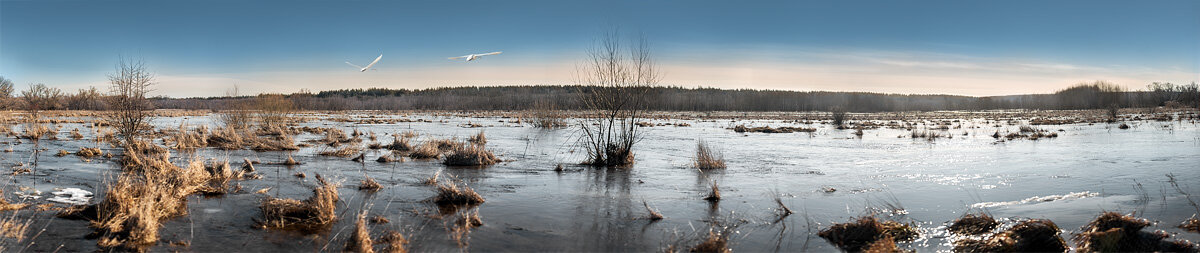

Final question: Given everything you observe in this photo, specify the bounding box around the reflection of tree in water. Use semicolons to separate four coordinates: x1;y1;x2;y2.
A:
570;168;651;251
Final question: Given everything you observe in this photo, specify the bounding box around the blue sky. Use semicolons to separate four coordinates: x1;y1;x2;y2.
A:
2;0;1197;97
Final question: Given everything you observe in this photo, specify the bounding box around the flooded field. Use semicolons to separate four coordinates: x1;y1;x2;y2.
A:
3;109;1199;252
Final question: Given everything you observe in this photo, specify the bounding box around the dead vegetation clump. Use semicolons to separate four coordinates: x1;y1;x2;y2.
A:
359;176;383;192
319;144;362;157
731;124;816;133
118;139;171;172
1073;212;1196;252
704;181;721;202
346;211;374;253
69;128;84;139
442;142;498;166
382;135;412;152
91;154;211;250
19;123;51;140
689;229;732;253
260;174;340;231
408;140;445;159
380;230;409;253
953;219;1067;253
819;216;918;252
449;209;483;248
170;124;208;149
467;131;486;146
0;190;30;211
694;140;726;169
433;180;485;207
1181;217;1200;233
948;213;1000;235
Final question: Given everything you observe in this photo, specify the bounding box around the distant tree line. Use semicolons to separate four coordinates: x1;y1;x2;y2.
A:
1;76;1196;113
154;81;1198;112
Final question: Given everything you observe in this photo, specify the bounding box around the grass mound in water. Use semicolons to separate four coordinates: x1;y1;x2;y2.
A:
1074;212;1196;252
948;213;999;235
259;174;340;232
953;219;1067;253
818;216;918;252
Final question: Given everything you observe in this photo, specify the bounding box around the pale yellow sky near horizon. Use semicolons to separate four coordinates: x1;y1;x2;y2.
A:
45;49;1198;98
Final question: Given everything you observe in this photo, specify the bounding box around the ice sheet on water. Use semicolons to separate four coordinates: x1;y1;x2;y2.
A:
971;191;1100;208
47;188;93;205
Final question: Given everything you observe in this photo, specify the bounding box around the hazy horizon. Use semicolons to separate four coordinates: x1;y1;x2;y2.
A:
2;0;1197;98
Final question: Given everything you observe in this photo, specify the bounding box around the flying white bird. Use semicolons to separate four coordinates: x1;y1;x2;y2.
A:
346;54;383;72
448;51;502;62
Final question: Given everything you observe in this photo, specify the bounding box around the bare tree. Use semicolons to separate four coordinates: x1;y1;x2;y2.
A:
107;57;156;145
21;83;63;118
216;84;254;129
576;29;659;167
0;76;13;110
255;94;295;129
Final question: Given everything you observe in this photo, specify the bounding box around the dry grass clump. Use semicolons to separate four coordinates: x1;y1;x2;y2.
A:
380;230;409;253
75;147;102;159
689;229;732;253
319;144;362;157
0;190;30;211
170;124;208;149
92;153;211;250
818;216;918;252
69;128;84;139
953;219;1067;253
1182;217;1200;233
731;125;816;133
443;143;498;166
694;140;726;169
433;180;485;206
118;139;171;172
55;149;70;157
467;131;486;146
197;159;248;196
948;213;999;235
0;214;32;242
260;174;340;231
408;141;443;159
19;123;51;140
450;209;483;248
704;181;721;202
382;135;412;152
207;125;298;151
1073;212;1196;252
359;176;383;192
346;211;374;253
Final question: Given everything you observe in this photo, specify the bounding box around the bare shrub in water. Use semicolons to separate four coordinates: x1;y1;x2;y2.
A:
577;29;658;168
255;94;295;128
